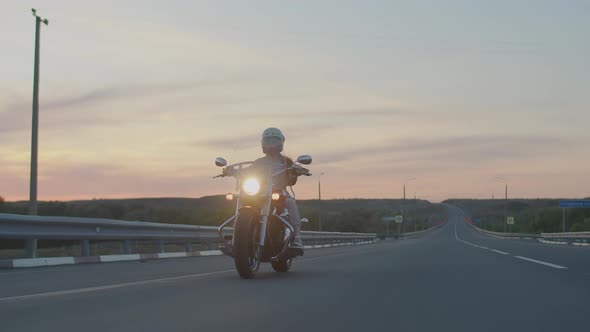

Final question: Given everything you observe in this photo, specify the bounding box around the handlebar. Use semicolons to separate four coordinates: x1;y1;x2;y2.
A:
213;161;311;178
290;164;311;176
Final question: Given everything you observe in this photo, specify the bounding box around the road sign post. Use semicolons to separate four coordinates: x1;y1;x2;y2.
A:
382;216;403;237
562;208;565;233
559;200;590;208
558;200;590;232
507;216;514;233
382;216;395;236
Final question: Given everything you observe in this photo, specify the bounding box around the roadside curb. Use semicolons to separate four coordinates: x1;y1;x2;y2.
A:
0;240;378;269
539;239;568;245
539;239;590;246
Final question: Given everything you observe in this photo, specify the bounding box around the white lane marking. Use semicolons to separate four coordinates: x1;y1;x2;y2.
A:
0;242;385;303
455;221;511;256
490;249;510;255
514;256;568;269
455;218;568;270
0;269;236;303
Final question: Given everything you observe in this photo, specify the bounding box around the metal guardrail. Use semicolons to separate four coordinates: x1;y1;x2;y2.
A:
471;223;590;245
0;213;377;258
542;231;590;239
378;222;445;239
540;232;590;246
474;227;540;239
401;223;446;238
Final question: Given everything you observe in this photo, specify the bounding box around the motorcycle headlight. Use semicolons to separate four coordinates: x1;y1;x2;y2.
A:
242;178;261;195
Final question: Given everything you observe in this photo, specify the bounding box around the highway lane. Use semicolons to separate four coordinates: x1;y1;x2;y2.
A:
449;203;590;272
1;205;589;332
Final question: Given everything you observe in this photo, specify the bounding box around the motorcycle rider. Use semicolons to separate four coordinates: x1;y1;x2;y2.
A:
227;128;303;249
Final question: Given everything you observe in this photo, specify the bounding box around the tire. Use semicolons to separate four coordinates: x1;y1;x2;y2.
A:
271;258;292;273
233;209;260;279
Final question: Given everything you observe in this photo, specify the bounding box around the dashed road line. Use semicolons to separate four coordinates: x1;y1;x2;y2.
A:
455;221;568;270
514;256;567;269
0;242;386;303
0;269;236;303
490;249;510;255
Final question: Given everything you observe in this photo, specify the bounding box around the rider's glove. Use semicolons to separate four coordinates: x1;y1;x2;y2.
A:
223;167;236;177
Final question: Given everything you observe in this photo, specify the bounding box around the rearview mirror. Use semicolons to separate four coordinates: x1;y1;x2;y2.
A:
215;157;227;167
296;155;312;165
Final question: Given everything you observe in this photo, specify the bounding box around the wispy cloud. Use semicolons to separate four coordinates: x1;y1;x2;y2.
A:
0;82;205;134
317;135;567;165
232;107;409;119
195;123;334;150
0;160;219;200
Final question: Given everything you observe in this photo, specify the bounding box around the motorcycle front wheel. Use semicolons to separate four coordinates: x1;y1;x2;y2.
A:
233;208;261;278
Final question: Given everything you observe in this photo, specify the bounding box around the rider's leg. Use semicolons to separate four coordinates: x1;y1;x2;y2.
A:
284;197;302;248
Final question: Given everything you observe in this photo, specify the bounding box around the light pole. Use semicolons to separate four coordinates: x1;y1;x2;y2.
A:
504;183;508;233
402;177;416;234
318;172;325;231
29;8;49;216
491;176;509;233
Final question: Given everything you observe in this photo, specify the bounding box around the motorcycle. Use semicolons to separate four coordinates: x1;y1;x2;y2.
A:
213;155;312;278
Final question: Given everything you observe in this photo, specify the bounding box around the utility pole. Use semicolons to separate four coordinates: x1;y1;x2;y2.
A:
318;172;324;231
318;173;323;201
401;177;416;235
29;9;49;216
400;184;405;235
503;184;508;233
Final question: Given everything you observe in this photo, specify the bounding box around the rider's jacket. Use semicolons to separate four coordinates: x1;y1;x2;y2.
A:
251;154;296;191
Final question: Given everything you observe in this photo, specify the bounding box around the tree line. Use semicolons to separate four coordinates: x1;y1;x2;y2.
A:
445;199;590;233
0;196;443;234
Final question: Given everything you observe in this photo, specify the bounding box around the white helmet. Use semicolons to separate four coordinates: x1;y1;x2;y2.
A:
261;127;285;154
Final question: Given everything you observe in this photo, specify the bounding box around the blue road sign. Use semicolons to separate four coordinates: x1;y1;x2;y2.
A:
559;200;590;208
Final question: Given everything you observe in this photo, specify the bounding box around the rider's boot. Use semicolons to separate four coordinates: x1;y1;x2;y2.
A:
291;224;303;249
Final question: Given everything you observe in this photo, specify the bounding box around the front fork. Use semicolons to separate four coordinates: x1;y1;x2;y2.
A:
257;169;273;249
258;201;271;247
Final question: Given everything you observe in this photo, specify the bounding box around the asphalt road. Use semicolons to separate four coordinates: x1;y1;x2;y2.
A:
1;204;589;332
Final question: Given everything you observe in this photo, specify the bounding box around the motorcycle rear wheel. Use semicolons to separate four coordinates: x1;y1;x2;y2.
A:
271;258;292;272
233;209;260;279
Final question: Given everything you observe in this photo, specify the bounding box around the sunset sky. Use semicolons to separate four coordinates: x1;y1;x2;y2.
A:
1;1;589;202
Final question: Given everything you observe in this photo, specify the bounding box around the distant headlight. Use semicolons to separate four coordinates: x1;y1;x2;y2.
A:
242;178;261;195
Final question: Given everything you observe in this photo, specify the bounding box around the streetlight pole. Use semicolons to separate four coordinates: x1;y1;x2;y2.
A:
318;172;325;231
400;184;405;235
504;183;508;233
29;9;48;216
401;177;416;235
414;191;417;231
491;176;509;233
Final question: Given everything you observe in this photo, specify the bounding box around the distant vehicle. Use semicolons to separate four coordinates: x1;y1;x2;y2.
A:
213;155;312;278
